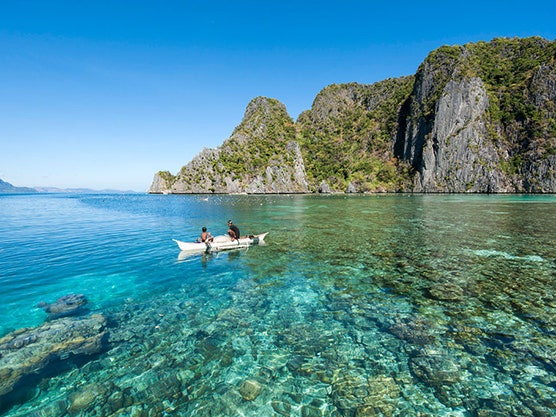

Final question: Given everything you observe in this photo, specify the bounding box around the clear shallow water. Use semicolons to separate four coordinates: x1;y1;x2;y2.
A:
0;193;555;416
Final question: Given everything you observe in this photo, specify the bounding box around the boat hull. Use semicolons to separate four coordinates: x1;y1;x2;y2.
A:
173;232;268;253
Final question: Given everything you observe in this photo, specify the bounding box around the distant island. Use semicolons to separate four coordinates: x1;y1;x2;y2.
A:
0;179;38;193
0;179;136;194
149;37;556;194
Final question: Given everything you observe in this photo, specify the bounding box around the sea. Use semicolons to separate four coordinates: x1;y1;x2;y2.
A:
0;193;555;416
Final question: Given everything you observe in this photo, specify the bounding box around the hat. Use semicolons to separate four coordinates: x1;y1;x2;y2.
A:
227;220;232;224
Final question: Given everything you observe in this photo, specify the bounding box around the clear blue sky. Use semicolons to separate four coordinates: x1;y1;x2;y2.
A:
1;1;555;191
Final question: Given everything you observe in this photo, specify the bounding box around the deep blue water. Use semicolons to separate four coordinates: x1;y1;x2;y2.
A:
0;193;555;416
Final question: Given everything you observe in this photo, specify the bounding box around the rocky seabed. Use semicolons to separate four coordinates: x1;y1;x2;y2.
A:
2;253;555;417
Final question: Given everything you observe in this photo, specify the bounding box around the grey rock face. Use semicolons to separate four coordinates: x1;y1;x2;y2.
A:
147;173;171;194
396;40;556;193
242;142;309;194
318;181;331;193
414;77;505;192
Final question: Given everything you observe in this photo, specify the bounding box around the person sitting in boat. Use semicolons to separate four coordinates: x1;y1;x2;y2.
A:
227;220;240;241
200;227;213;242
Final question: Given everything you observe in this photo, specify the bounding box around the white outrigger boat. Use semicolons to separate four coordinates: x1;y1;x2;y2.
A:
173;232;268;254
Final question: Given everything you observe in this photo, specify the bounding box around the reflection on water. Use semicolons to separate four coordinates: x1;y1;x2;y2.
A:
1;194;555;416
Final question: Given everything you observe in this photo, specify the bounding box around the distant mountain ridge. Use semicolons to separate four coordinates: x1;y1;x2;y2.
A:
0;179;136;194
0;179;38;193
149;37;556;194
33;187;138;194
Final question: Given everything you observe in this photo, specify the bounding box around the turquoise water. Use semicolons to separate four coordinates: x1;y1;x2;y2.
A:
1;193;555;416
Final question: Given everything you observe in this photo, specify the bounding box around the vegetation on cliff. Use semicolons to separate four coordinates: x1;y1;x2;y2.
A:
218;97;297;176
297;78;415;192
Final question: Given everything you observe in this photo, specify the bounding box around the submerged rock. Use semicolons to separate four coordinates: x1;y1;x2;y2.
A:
38;293;89;320
271;400;292;416
239;379;262;401
426;283;464;301
67;382;110;415
389;316;440;346
0;314;107;397
409;349;461;386
331;372;401;414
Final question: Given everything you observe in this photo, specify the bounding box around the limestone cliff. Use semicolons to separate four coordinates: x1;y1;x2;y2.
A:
397;75;505;192
149;97;308;194
150;37;556;194
395;37;556;192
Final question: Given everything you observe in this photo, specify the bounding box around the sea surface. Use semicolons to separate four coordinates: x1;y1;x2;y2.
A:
0;193;555;416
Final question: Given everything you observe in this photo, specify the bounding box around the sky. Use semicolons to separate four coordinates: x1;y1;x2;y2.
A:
1;1;555;191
